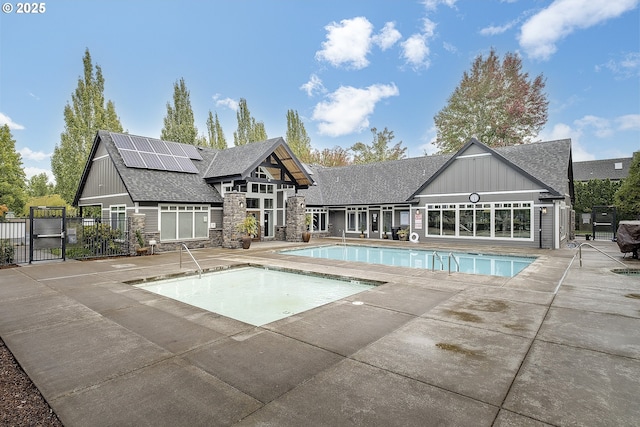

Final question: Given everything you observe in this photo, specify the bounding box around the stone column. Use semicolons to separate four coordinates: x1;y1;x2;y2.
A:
223;192;246;249
286;195;306;242
130;214;145;255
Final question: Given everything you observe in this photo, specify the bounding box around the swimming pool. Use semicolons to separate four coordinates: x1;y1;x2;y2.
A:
281;245;535;277
135;267;375;326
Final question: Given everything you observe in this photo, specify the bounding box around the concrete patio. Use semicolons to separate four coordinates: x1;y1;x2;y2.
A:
0;238;638;426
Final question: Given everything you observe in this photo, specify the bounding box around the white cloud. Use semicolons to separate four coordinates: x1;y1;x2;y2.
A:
401;34;431;70
19;147;51;161
574;115;613;138
300;74;326;97
312;83;399;137
421;0;458;12
480;20;517;36
519;0;640;61
315;17;373;69
596;52;640;79
0;112;25;130
616;114;640;131
24;166;55;183
540;122;595;161
212;94;238;111
372;22;402;51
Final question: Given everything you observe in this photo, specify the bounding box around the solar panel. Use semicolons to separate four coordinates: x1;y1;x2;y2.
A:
175;156;199;173
158;154;181;171
139;151;164;170
131;136;153;153
111;133;135;150
181;144;203;160
119;149;145;168
148;139;171;155
166;141;187;157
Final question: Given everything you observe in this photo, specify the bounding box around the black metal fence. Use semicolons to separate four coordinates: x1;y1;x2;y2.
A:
1;215;130;266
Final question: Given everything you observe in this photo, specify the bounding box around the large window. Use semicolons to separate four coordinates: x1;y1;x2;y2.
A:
110;205;126;231
160;205;209;241
425;202;532;240
307;208;328;232
346;207;367;232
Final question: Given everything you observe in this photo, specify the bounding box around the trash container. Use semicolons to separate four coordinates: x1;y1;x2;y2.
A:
391;227;400;240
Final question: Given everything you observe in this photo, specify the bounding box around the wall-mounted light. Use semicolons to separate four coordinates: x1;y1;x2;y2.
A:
239;201;244;208
541;207;547;215
300;202;305;208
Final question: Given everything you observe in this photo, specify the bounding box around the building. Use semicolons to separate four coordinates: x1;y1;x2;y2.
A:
573;157;633;182
74;131;574;251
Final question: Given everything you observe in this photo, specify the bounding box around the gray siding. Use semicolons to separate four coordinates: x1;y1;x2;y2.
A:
426;154;543;195
78;142;130;204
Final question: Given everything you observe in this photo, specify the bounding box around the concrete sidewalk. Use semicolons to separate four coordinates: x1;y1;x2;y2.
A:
0;239;638;426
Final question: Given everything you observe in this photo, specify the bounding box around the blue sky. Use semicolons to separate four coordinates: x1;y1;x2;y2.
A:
1;0;639;182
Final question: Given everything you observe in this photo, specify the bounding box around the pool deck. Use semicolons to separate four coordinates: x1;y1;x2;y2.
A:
0;238;638;426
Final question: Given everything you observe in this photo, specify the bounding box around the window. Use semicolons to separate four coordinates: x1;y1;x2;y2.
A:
307;208;328;232
110;205;126;231
346;207;367;232
160;205;209;241
423;202;532;240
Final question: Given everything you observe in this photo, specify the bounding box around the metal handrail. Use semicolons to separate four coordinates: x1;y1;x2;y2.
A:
180;244;203;279
448;252;460;274
342;229;346;246
578;242;629;274
432;251;444;272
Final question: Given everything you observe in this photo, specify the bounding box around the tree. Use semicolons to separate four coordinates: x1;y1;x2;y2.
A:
206;111;227;149
615;152;640;219
161;78;200;144
51;49;123;203
233;98;267;146
309;146;352;167
27;173;54;197
22;194;76;217
286;110;312;163
573;179;622;214
351;127;407;164
0;125;26;214
434;49;548;153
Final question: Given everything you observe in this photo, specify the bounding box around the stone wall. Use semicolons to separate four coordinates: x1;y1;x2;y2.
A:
286;195;306;242
223;192;246;249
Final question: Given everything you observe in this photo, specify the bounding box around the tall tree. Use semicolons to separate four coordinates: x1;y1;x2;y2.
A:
51;49;123;203
233;98;267;146
206;111;227;149
27;172;54;197
615;152;640;219
0;125;27;214
309;146;352;167
351;127;407;164
161;78;199;144
434;49;548;153
286;110;312;163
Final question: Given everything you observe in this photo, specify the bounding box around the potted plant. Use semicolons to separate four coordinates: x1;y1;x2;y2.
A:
383;225;389;239
135;229;149;255
237;215;258;249
302;213;312;243
397;227;409;241
359;225;366;238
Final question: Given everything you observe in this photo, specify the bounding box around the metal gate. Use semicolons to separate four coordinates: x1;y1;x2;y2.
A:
591;205;617;241
30;206;66;263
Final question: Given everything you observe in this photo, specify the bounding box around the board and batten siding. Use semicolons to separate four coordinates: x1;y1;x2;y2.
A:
77;141;132;207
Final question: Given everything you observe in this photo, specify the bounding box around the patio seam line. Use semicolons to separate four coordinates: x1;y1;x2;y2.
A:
542;304;640;321
532;337;640;361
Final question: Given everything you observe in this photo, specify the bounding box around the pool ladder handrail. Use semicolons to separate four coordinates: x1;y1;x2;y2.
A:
577;242;630;274
431;251;459;275
180;243;203;279
342;229;346;246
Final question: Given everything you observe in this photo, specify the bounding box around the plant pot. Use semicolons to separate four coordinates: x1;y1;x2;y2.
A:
383;234;389;239
136;247;149;256
302;231;311;242
241;235;252;249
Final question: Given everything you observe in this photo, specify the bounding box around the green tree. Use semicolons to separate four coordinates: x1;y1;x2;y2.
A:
434;49;548;153
161;77;200;144
351;127;407;164
27;172;54;197
206;111;227;149
309;146;352;167
233;98;267;146
0;125;26;214
22;194;76;217
286;110;312;163
615;152;640;219
573;179;622;214
51;48;123;203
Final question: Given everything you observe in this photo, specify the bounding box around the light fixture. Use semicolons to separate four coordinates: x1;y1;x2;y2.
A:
541;207;547;214
239;201;244;208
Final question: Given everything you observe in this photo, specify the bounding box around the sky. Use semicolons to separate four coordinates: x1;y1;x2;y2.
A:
1;0;639;183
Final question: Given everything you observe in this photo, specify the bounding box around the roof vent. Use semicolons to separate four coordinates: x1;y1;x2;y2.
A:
614;162;622;170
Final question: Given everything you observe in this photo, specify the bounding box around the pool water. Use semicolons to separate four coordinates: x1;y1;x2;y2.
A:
135;267;374;326
281;245;534;277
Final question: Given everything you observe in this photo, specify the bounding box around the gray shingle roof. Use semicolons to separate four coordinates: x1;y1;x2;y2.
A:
202;138;282;180
573;157;633;181
98;131;223;204
301;138;573;206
